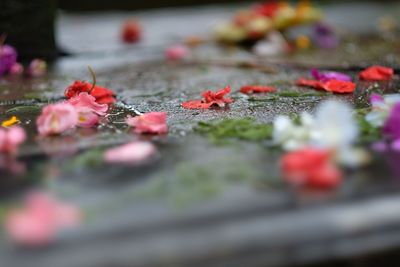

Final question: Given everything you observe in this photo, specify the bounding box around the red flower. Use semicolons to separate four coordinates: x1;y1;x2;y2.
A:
359;66;394;81
296;78;356;93
281;147;342;189
65;81;116;104
240;85;276;94
121;20;142;43
182;86;234;109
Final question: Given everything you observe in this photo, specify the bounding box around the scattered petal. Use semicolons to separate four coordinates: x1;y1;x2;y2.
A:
126;112;168;134
383;102;400;140
281;147;341;189
26;59;47;77
2;116;20;128
165;45;189;61
121;20;142;43
240;85;276;94
359;66;394;81
5;192;81;246
36;103;78;136
323;80;356;93
0;126;26;154
9;62;24;76
104;141;156;164
182;86;233;109
68;92;108;116
310;68;352;82
65;81;116;105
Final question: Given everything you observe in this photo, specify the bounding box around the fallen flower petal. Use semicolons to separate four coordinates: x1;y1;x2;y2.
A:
310;68;352;82
240;85;276;94
296;77;355;93
165;44;189;61
281;147;341;189
322;80;356;93
2;116;20;128
36;102;78;136
68;92;108;116
9;62;24;76
26;59;47;77
126;112;168;134
104;141;156;164
0;126;26;154
296;77;325;90
121;20;142;43
5;192;81;246
182;86;233;109
359;66;394;81
383;102;400;140
65;81;116;105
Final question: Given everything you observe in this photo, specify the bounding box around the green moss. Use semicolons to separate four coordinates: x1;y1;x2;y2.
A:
195;118;273;144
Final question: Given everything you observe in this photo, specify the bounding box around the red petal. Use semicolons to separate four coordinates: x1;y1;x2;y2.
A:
214;85;231;99
122;20;142;43
322;80;356;93
181;100;212;109
96;96;116;105
64;81;91;98
359;66;394;81
296;78;325;90
240;85;276;94
308;164;342;189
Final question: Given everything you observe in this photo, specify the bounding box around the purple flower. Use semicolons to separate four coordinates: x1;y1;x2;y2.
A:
310;68;352;82
383;102;400;140
313;23;339;49
0;45;17;77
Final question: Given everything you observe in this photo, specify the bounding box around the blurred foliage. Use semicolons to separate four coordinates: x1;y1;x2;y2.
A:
195;118;273;144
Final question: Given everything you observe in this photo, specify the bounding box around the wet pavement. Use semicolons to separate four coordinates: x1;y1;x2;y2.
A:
1;2;400;267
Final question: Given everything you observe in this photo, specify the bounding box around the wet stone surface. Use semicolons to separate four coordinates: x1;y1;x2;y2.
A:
1;2;400;267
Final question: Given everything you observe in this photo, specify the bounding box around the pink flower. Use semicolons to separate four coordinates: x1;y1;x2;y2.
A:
68;92;108;127
126;112;168;134
104;141;156;164
165;44;189;61
5;192;81;246
36;102;78;136
26;59;47;77
0;126;26;154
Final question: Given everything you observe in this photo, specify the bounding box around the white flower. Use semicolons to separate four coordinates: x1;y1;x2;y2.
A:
273;112;314;150
311;100;358;150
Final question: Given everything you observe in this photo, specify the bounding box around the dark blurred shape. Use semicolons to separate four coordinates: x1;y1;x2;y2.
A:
0;0;57;61
59;0;245;11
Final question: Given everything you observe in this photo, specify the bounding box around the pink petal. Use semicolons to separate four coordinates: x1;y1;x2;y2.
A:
165;45;189;60
104;141;156;164
5;210;55;246
37;103;78;136
68;92;108;116
126;112;168;134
